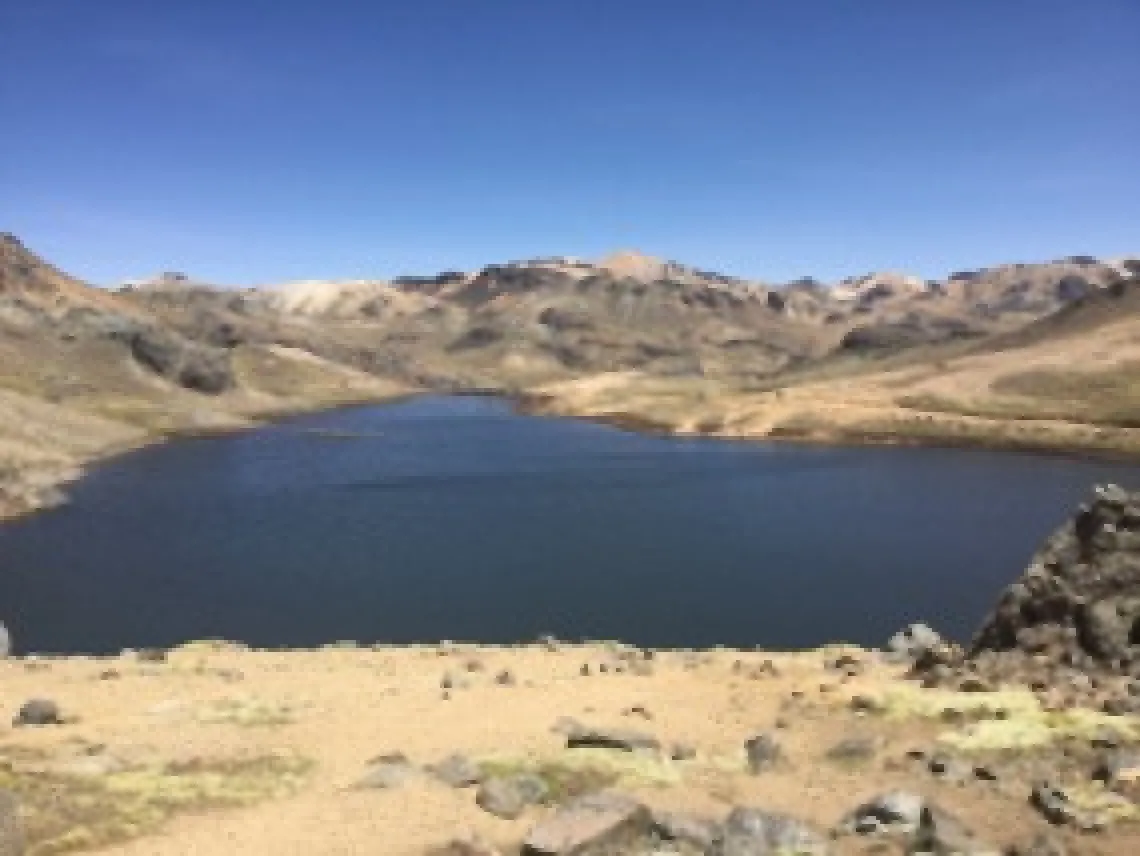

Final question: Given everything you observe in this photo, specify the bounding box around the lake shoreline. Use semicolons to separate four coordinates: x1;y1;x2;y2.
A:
5;383;1140;526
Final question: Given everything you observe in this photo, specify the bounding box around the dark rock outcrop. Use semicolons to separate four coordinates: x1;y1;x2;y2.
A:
969;484;1140;671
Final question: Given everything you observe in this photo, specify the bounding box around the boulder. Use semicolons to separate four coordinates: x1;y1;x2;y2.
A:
521;792;651;855
910;805;1000;855
1092;749;1140;792
968;485;1140;673
841;790;925;835
476;774;549;819
429;754;484;788
887;623;945;661
824;736;879;765
565;725;659;753
0;791;24;856
651;810;720;851
714;807;831;856
13;698;63;727
744;733;782;773
357;753;416;789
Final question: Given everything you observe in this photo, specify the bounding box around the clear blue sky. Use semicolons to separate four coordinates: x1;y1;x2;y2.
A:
3;1;1138;286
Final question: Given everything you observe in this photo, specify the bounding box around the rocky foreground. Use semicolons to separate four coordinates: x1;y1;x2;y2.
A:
0;487;1138;855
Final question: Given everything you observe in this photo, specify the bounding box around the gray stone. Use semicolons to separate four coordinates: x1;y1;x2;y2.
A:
521;792;651;855
824;737;878;764
652;811;720;850
1091;749;1140;788
430;753;484;788
13;698;62;727
887;623;944;661
1030;782;1101;831
909;805;1000;855
566;724;660;752
0;623;10;659
744;733;782;773
843;790;924;834
714;807;831;856
357;753;415;789
476;774;549;819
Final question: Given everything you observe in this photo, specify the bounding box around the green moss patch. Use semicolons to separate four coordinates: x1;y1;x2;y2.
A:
870;685;1140;752
476;748;684;801
0;751;311;854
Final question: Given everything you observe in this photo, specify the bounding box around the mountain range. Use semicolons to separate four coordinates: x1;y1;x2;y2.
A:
2;233;1138;517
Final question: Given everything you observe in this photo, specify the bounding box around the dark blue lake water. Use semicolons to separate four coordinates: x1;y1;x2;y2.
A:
1;395;1138;654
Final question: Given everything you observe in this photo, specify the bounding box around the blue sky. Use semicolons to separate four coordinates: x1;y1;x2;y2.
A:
3;0;1138;286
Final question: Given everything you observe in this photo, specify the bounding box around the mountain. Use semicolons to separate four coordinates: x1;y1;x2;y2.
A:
2;236;1138;518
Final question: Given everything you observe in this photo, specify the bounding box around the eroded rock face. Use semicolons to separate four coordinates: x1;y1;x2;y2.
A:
970;484;1140;672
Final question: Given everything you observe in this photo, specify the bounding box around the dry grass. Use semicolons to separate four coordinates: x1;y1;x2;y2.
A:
0;753;311;855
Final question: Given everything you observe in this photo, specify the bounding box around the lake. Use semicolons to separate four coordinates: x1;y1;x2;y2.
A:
1;395;1138;654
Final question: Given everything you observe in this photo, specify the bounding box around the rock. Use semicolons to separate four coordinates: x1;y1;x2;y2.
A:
928;755;972;783
0;790;25;856
652;811;720;851
0;623;10;658
495;669;516;687
887;623;944;661
521;792;651;855
825;737;879;765
1091;749;1140;791
430;754;484;788
910;804;1000;855
714;807;831;856
670;743;697;762
842;790;925;835
580;664;591;677
13;698;63;727
135;648;167;663
565;724;660;752
476;774;549;819
357;753;416;789
965;485;1140;677
744;733;782;773
850;695;884;714
1030;782;1100;830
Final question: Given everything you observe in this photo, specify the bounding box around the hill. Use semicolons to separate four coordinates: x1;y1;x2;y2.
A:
1;236;1139;518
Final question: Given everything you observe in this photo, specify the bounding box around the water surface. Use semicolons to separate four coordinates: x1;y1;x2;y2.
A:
1;395;1137;653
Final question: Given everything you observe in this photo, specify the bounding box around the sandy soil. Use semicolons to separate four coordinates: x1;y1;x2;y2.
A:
2;643;1137;855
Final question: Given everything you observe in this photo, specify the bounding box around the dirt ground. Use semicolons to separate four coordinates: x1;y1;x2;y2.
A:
1;642;1137;855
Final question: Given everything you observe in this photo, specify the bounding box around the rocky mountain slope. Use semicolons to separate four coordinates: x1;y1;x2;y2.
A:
1;234;1138;519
